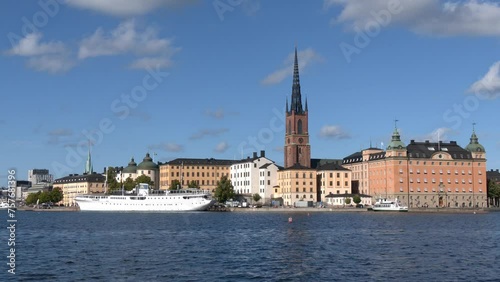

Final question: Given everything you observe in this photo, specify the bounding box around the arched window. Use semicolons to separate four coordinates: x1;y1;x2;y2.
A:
288;121;291;134
297;120;303;134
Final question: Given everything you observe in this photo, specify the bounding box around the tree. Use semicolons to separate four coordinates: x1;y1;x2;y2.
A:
353;194;361;205
253;193;261;203
169;179;181;190
26;192;40;205
345;197;351;205
38;191;51;203
123;177;135;191
488;180;500;207
135;175;153;186
50;188;63;203
214;175;234;203
188;180;200;188
106;167;120;192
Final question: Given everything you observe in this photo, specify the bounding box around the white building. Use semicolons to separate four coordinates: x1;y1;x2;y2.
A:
230;151;278;203
28;169;53;184
116;153;159;189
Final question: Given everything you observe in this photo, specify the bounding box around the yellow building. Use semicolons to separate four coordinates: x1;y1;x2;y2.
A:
316;162;352;202
53;173;105;206
159;158;234;191
278;165;317;206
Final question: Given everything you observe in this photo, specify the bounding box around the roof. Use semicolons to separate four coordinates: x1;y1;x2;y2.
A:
259;163;278;169
317;162;350;171
54;173;105;184
279;163;315;171
311;158;343;169
123;157;137;173
407;140;471;159
342;152;363;164
137;153;159;170
165;158;237;166
325;193;372;198
487;169;500;182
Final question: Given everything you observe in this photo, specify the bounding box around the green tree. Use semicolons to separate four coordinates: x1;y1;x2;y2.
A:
345;197;351;205
188;180;200;188
123;177;135;191
50;188;63;203
488;180;500;207
169;179;181;190
106;167;120;192
135;175;153;186
214;175;234;203
252;193;261;203
353;194;361;205
25;192;40;205
38;191;51;203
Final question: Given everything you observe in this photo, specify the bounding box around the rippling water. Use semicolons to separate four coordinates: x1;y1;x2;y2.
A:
2;211;499;281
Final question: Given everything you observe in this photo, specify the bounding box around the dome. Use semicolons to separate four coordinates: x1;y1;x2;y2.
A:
466;131;485;153
122;157;137;173
137;153;159;170
386;128;406;150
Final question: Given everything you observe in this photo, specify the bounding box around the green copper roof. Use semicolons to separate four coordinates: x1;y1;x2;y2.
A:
465;130;485;153
386;128;406;150
123;157;137;173
137;153;159;170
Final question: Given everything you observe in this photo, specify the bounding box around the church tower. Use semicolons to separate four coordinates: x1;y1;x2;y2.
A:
84;140;93;174
284;47;311;168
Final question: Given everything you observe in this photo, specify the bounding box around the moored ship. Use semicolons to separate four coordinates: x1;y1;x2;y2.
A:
371;198;409;212
75;183;214;212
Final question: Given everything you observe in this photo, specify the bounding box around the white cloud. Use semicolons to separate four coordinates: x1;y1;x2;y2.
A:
420;127;456;142
6;33;66;56
261;48;324;85
65;0;197;16
78;20;180;70
325;0;500;36
149;142;184;152
319;125;350;139
27;54;75;74
5;33;75;73
468;61;500;99
214;141;230;153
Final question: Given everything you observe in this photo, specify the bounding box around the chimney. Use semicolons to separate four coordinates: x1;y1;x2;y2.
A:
260;150;265;158
253;152;257;158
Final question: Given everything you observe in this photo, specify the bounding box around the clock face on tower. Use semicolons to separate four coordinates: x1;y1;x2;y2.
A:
299;138;303;144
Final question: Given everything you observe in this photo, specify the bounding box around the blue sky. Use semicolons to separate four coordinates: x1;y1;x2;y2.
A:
1;0;500;182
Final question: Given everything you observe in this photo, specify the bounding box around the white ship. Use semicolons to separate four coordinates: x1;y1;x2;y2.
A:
371;198;408;212
75;183;214;212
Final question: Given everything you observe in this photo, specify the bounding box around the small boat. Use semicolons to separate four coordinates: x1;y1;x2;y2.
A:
371;198;408;212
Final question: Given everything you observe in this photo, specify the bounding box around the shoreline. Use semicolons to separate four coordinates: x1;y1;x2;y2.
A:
12;205;499;214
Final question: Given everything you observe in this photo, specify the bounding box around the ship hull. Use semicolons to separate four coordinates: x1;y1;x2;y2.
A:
75;194;214;212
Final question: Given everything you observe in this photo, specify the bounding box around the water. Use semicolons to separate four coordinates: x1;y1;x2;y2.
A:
2;211;499;281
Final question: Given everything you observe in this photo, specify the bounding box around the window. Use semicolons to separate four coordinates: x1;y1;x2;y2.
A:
337;181;340;186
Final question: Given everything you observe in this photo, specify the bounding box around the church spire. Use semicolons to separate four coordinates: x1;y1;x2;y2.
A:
84;140;93;174
291;46;303;114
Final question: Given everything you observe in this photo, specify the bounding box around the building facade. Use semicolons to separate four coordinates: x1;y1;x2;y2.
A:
316;162;352;202
53;173;106;206
230;151;278;202
159;158;234;191
342;126;488;208
28;169;53;184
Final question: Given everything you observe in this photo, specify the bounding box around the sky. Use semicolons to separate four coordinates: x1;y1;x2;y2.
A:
1;0;500;183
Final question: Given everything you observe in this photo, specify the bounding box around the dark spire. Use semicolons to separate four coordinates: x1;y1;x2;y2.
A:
291;46;303;114
286;96;289;114
305;97;308;112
